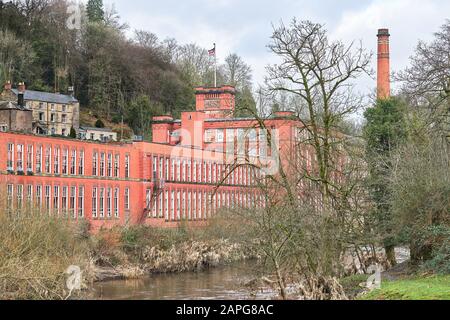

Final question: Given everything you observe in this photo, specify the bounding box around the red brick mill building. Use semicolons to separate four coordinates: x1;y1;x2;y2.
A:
0;29;392;231
0;84;302;231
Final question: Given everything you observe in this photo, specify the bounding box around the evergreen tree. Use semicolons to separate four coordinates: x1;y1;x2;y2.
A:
86;0;105;23
95;119;105;128
69;127;77;138
126;95;163;140
363;97;407;266
234;87;257;117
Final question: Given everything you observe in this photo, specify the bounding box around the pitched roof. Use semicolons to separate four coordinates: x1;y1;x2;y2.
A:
79;126;115;133
11;89;78;104
0;100;31;111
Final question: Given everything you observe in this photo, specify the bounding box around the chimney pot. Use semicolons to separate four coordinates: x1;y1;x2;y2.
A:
4;81;12;91
18;82;26;93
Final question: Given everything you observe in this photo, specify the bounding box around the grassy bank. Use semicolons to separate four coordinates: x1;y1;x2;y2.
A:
340;273;450;300
0;212;91;300
0;212;254;299
360;275;450;300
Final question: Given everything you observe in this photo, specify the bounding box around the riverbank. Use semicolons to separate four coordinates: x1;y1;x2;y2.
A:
2;213;446;300
0;213;256;300
360;274;450;300
340;259;450;300
88;222;258;282
90;239;257;282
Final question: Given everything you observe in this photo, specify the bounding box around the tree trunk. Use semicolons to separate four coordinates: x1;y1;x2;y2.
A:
385;245;397;267
272;257;287;300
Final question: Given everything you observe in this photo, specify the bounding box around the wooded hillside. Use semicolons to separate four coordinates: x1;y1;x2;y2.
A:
0;0;256;137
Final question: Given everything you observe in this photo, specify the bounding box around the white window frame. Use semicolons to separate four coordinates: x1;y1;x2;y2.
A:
114;188;119;218
92;187;98;218
26;145;33;172
125;188;130;210
77;186;84;218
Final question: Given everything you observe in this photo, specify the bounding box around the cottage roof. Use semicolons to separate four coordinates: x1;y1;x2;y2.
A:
0;100;31;111
79;126;115;133
11;89;78;104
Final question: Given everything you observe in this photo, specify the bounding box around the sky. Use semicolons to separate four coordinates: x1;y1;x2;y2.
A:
99;0;449;96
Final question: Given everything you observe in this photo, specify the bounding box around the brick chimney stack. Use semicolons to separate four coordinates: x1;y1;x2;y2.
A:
377;28;391;99
18;82;26;107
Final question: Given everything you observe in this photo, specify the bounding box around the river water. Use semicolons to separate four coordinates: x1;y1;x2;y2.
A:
93;248;411;300
93;261;276;300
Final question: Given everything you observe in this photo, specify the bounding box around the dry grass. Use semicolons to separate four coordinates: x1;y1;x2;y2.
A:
0;207;256;299
0;210;91;300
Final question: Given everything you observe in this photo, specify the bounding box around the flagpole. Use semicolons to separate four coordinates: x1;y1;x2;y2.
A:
214;43;217;87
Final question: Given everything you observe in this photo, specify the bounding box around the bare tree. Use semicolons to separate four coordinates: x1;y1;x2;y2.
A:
396;20;450;137
266;19;372;209
15;0;51;26
161;38;180;64
222;53;252;89
175;43;217;87
104;3;128;31
0;29;35;83
210;20;375;298
134;30;159;49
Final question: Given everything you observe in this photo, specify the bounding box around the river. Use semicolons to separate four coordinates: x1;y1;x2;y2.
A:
93;261;276;300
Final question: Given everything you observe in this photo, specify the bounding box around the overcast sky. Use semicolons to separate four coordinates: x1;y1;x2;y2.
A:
102;0;449;95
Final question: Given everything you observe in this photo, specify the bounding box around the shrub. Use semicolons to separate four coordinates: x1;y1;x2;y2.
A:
69;127;77;138
422;226;450;274
389;137;450;264
94;119;105;128
111;114;122;124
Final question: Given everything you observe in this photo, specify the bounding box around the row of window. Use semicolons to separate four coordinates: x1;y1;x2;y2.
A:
7;143;85;175
6;143;131;179
38;112;68;124
36;102;69;112
145;188;264;222
91;187;128;219
151;156;262;186
204;128;272;157
6;184;85;218
6;183;129;220
5;143;265;186
92;152;130;178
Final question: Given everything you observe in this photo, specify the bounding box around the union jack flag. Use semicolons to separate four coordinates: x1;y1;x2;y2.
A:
208;44;216;56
